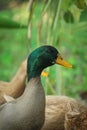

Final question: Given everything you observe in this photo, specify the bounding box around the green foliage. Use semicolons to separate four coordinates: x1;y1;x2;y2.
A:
63;11;74;23
75;0;87;9
80;8;87;21
0;0;87;98
0;28;28;81
0;17;27;28
28;0;87;97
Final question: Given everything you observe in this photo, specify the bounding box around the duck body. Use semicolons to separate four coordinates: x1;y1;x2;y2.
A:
42;96;78;130
0;77;45;130
0;45;72;130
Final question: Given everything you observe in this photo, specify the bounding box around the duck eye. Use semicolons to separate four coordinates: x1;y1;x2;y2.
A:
52;61;55;64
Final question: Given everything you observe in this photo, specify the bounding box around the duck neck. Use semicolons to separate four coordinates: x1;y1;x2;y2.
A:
21;77;43;100
17;77;45;124
27;66;43;82
16;76;45;130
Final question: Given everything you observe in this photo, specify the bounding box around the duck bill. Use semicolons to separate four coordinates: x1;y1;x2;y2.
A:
55;54;72;68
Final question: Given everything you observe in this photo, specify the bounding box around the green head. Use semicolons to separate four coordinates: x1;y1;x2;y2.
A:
27;45;72;81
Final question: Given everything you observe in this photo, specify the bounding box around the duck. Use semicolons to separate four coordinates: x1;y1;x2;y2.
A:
0;60;27;105
0;45;72;130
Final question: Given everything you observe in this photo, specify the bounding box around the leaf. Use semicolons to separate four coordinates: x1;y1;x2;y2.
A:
75;0;87;9
0;17;27;28
80;8;87;22
63;11;74;23
61;0;75;11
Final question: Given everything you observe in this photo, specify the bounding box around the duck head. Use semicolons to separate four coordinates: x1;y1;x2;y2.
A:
27;45;72;81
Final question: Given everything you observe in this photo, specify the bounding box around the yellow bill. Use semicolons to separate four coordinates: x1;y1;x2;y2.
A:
55;54;72;68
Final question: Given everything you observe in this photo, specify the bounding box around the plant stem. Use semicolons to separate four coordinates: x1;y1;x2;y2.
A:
53;0;62;30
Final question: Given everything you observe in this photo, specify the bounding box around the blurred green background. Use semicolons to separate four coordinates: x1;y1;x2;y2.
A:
0;0;87;99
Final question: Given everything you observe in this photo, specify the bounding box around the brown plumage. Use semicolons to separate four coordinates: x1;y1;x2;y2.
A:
0;60;27;105
42;96;87;130
42;96;78;130
64;101;87;130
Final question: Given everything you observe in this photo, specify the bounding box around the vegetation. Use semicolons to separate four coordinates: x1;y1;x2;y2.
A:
0;0;87;98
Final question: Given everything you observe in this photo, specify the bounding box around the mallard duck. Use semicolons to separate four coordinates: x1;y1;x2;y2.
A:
0;45;72;130
0;60;27;105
